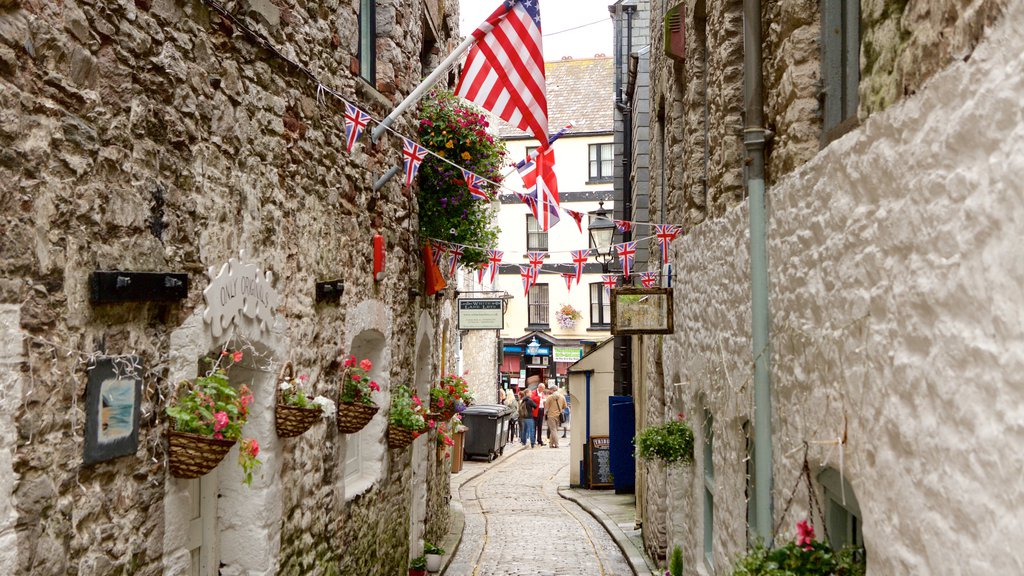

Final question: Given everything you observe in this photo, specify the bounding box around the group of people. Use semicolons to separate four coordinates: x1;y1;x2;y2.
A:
499;382;569;449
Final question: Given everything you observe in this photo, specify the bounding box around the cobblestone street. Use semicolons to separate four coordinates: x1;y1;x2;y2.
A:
446;433;635;576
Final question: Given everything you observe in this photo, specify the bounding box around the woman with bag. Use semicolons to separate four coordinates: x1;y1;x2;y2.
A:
518;390;537;448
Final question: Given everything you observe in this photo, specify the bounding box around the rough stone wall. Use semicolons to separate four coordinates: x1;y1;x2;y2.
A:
647;1;1024;572
0;0;459;574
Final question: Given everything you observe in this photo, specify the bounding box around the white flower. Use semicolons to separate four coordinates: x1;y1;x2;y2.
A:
279;381;293;392
312;395;336;419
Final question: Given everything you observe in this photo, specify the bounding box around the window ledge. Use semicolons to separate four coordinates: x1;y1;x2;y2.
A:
586;177;613;185
587;325;610;331
526;324;550;331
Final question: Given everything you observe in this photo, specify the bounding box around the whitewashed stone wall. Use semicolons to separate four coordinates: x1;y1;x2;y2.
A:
660;4;1024;573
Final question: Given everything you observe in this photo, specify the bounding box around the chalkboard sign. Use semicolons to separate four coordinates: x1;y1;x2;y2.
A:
588;436;613;488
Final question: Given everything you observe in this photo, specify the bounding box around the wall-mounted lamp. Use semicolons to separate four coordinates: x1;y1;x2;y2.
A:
526;336;541;357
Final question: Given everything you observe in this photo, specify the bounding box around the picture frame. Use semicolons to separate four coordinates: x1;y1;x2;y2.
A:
84;357;143;465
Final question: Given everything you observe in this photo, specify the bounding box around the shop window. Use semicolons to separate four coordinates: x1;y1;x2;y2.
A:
589;283;611;327
821;0;859;141
526;214;548;250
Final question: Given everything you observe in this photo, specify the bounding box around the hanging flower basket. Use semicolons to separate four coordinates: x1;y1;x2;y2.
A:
337;402;379;433
275;363;324;438
167;430;236;479
387;425;420;449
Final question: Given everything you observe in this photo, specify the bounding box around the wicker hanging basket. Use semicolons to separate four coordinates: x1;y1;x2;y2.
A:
275;362;323;438
387;425;422;449
337;402;379;434
168;430;236;479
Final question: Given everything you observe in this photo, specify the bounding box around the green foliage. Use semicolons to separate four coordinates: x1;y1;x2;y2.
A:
338;355;380;406
424;542;445;555
417;90;506;266
732;541;866;576
669;545;684;576
634;417;695;465
389;385;428;431
409;555;428;570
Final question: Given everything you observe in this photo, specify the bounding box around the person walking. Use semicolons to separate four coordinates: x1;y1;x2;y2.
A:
503;387;519;444
544;386;567;448
518;390;537;448
531;383;546;446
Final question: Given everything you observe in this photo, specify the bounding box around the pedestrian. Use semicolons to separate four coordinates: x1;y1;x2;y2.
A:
561;391;570;438
531;383;546;446
503;387;519;444
518;390;537;448
544;386;567;448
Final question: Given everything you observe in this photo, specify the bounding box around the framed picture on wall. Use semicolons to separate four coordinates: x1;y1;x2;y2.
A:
610;287;675;335
83;357;143;465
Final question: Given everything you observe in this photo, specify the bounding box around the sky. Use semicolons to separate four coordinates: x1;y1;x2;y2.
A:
459;0;614;61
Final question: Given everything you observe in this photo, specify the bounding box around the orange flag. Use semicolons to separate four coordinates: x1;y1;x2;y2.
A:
423;243;447;296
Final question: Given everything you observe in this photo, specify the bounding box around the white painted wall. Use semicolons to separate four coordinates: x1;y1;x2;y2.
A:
0;305;23;574
661;7;1024;573
567;342;614;486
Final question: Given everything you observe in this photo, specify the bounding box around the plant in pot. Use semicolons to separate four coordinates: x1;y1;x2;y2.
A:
409;555;428;576
555;303;582;329
275;363;336;437
731;520;865;576
430;374;474;420
424;542;445;572
634;413;695;466
166;351;261;485
337;355;381;434
388;385;428;450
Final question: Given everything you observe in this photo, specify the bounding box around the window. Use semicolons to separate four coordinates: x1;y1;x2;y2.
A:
525;145;539;160
588;143;613;181
528;283;549;326
703;409;715;569
744;421;756;548
589;283;611;327
358;0;376;85
819;468;864;552
821;0;859;139
526;214;548;250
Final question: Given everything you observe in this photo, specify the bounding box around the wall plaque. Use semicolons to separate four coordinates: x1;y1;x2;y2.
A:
84;357;143;465
203;251;280;338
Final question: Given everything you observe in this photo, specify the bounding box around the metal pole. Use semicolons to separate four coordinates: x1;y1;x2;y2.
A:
743;0;773;545
370;33;478;143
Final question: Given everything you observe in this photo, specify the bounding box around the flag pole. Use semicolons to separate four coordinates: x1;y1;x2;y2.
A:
370;33;478;143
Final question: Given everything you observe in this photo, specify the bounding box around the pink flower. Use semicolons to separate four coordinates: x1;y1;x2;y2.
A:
360;359;372;372
438;398;445;407
244;438;259;458
428;420;436;429
298;374;309;383
796;519;815;550
369;381;380;392
344;355;356;368
232;351;243;363
213;432;223;440
213;411;229;432
412;396;423;406
350;374;361;382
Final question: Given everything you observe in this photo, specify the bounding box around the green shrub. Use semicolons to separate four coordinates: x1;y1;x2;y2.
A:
634;417;695;465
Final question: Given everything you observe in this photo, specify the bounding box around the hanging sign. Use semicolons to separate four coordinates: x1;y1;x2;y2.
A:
457;298;504;330
203;251;280;338
610;287;674;335
553;347;583;363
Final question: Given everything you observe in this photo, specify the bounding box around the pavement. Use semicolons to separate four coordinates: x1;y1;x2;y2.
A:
435;429;659;576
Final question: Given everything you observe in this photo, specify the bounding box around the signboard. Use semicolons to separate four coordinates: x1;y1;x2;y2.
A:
553;347;583;363
458;298;504;330
610;287;674;335
588;436;613;488
203;251;280;338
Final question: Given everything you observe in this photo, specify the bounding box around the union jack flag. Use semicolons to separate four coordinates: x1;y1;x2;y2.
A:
526;251;546;275
343;102;372;153
601;274;618;295
615;241;637;278
487;249;504;283
447;244;464;277
561;272;576;292
455;0;549;145
461;169;491;201
517;145;560;231
640;271;659;289
570;249;590;285
614;219;633;233
519;265;536;297
564;209;584;233
432;241;448;266
654;224;682;264
402;138;429;188
476;264;488;285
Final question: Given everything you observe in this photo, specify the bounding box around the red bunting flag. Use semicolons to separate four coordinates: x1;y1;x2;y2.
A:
526;251;546;275
601;274;618;294
402;138;429;188
519;265;536;297
570;249;590;285
487;250;504;283
615;241;637;278
640;271;658;288
476;264;488;285
564;209;584;233
432;241;448;266
517;146;560;231
561;273;576;292
447;244;464;277
343;102;372;153
461;169;491;201
654;224;682;264
614;219;633;233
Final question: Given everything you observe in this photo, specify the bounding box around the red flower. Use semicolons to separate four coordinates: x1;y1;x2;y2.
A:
232;351;243;363
369;380;380;392
344;355;356;368
796;519;815;550
412;396;423;406
244;438;260;458
360;359;373;371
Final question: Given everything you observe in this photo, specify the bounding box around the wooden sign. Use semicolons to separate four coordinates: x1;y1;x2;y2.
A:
610;287;674;335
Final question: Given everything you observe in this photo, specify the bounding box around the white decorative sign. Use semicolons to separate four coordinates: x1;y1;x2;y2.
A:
202;251;280;338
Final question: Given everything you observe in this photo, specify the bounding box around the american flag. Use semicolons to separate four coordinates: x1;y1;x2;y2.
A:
519;265;536;297
615;241;637;278
402;138;429;188
640;271;659;289
455;0;549;145
461;169;491;201
447;244;464;277
614;219;633;233
601;274;618;295
561;272;576;292
570;249;590;285
487;249;504;283
517;146;560;231
526;251;546;275
654;224;681;264
343;102;372;153
564;209;584;233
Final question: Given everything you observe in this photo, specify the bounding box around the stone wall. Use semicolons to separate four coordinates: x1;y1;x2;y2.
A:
646;0;1023;572
0;0;459;574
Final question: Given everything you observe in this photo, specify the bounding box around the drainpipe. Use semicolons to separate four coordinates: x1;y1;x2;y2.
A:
613;3;636;397
743;0;773;544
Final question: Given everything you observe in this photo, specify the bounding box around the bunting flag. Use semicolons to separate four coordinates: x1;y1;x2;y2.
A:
614;219;633;233
402;138;429;187
342;102;373;153
615;241;637;278
487;249;504;283
561;272;576;292
461;168;491;201
570;249;590;284
432;241;448;266
654;224;682;264
519;265;536;297
455;0;549;145
564;209;584;233
423;244;447;296
447;244;464;277
517;146;560;230
476;263;488;285
526;251;546;274
601;274;619;295
640;271;659;289
518;192;539;220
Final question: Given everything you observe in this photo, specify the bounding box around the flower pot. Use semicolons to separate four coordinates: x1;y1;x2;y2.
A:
409;570;426;576
425;553;443;572
167;430;236;479
387;425;422;449
337;402;379;434
275;403;322;438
